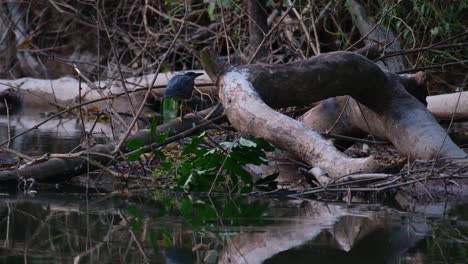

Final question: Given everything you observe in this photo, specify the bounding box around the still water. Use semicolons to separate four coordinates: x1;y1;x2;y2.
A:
0;117;467;264
0;192;467;264
0;116;112;155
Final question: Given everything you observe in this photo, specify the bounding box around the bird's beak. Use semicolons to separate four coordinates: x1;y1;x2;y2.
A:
194;72;204;78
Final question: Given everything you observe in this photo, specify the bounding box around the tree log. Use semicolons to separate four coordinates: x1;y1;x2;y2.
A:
203;49;466;178
427;91;468;121
0;144;114;182
0;71;215;115
0;71;212;101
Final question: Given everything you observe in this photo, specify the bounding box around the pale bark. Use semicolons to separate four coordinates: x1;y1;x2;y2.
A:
0;71;213;101
427;91;468;121
218;66;380;178
204;49;466;178
0;71;216;115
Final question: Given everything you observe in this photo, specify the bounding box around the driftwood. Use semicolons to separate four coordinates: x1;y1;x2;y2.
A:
0;71;214;114
0;144;115;182
299;1;468;177
201;48;466;178
427;92;468;121
0;62;466;183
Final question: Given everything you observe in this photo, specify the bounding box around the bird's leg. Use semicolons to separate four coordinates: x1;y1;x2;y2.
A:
177;101;184;122
185;97;195;114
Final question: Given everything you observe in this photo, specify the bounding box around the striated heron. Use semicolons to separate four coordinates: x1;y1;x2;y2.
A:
164;72;204;120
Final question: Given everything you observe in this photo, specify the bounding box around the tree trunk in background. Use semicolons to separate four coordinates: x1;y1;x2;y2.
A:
247;0;268;60
0;3;21;78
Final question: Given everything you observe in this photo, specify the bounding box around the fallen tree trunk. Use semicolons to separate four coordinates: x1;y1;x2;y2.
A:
0;66;465;182
0;144;115;182
0;71;215;114
202;49;466;178
0;71;213;101
0;70;465;121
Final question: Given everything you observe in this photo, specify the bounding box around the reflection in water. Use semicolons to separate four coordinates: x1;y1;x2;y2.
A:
0;116;110;155
219;201;428;264
0;192;466;264
0;193;179;263
261;218;427;264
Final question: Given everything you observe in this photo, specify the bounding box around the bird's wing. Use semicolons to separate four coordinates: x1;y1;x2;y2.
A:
164;75;194;99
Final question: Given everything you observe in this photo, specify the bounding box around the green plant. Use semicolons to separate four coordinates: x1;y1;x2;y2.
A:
161;132;278;193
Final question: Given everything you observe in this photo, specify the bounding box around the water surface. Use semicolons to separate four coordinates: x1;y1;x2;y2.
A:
0;116;467;263
0;192;467;264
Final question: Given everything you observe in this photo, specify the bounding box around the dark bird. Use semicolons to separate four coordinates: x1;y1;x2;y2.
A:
164;72;204;120
164;72;204;100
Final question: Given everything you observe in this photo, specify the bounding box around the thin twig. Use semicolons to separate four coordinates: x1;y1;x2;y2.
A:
113;4;189;154
397;60;468;74
3;99;11;148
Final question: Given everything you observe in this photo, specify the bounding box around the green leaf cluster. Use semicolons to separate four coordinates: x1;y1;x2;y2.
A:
163;133;277;193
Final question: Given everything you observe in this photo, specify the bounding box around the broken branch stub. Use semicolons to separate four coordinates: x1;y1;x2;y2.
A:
204;51;466;177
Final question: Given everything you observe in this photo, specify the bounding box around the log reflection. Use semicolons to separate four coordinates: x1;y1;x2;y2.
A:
0;194;466;264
